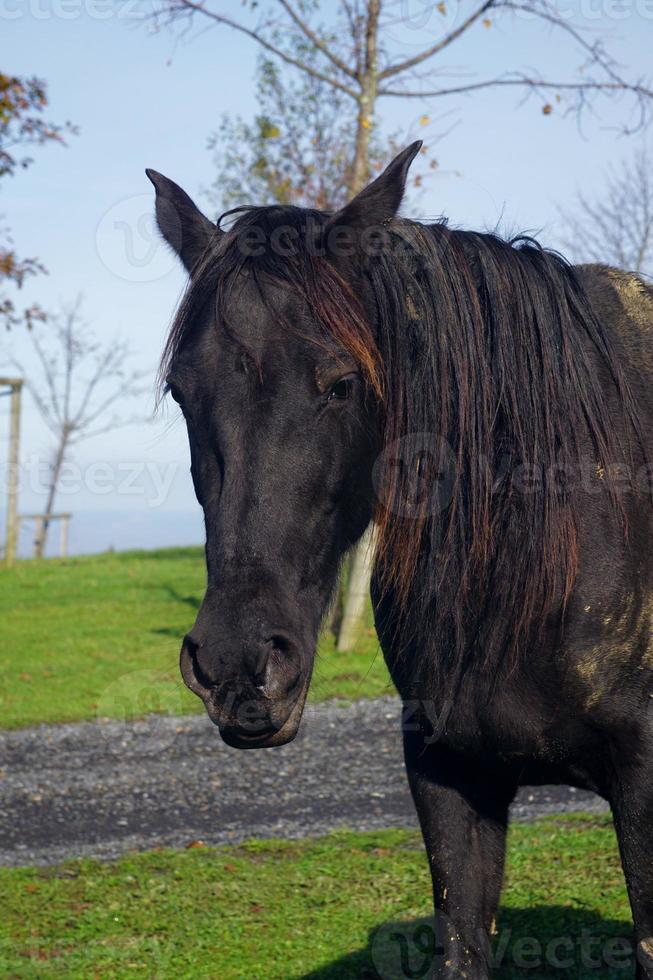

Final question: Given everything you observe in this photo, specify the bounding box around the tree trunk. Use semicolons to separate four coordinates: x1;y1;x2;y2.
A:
350;79;375;194
34;436;68;558
348;0;380;197
337;0;381;650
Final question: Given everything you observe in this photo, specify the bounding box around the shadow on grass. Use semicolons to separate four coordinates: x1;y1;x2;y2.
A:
149;584;202;631
301;908;634;979
148;585;201;639
162;584;202;608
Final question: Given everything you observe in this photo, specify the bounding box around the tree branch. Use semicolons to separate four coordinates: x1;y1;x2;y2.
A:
509;1;625;87
157;1;358;98
560;144;653;275
341;0;363;77
378;0;497;81
79;365;146;430
72;410;144;443
27;332;63;429
276;0;358;80
71;346;129;430
379;75;653;102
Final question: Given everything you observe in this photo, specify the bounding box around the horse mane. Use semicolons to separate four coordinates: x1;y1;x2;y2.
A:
368;222;645;701
161;205;645;703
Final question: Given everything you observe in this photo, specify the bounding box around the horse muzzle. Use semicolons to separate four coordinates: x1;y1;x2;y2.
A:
179;633;311;749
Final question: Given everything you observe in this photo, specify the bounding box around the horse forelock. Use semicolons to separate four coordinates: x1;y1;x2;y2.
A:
158;204;384;399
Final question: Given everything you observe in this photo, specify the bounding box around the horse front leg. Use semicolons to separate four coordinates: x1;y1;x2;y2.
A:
610;751;653;980
403;732;516;980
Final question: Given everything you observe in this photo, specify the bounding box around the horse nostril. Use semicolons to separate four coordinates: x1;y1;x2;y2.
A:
255;634;301;697
250;635;295;689
267;633;294;657
180;633;212;698
184;633;199;656
252;643;271;690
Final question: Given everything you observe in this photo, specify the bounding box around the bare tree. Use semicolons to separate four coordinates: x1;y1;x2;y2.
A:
12;298;146;557
560;144;653;277
153;0;653;201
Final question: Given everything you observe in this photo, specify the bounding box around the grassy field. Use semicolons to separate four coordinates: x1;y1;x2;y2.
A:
0;815;634;979
0;547;392;730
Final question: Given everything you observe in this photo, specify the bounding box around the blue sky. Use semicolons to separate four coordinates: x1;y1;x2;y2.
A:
1;0;651;555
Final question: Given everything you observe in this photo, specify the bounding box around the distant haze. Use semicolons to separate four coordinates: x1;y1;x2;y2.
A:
14;509;204;560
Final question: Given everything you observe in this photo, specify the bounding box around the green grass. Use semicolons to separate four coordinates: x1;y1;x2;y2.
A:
0;547;393;730
0;815;633;979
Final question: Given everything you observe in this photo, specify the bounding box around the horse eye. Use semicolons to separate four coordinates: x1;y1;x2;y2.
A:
327;375;355;403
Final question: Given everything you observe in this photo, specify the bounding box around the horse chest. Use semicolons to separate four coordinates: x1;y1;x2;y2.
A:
401;660;609;790
444;683;572;763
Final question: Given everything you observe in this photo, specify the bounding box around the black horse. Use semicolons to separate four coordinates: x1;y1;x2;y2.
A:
148;143;653;979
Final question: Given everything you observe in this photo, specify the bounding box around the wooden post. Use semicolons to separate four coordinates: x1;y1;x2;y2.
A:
17;514;72;560
60;515;69;557
337;525;375;651
33;516;44;557
3;380;22;567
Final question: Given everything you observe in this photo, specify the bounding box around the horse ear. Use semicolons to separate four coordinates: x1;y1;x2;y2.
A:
146;169;218;273
329;141;422;233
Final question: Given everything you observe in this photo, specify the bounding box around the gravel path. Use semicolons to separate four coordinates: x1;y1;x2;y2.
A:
0;697;608;867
